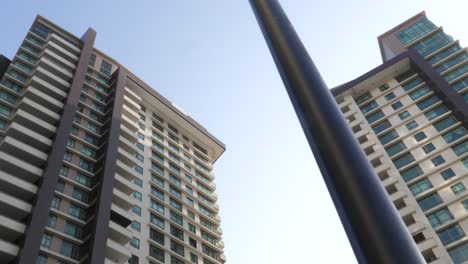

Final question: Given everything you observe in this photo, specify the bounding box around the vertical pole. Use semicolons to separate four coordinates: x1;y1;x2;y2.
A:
249;1;425;263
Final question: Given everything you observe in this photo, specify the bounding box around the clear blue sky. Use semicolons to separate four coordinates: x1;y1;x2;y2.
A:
2;1;467;263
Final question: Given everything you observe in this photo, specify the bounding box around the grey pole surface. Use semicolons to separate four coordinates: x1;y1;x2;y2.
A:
249;0;425;263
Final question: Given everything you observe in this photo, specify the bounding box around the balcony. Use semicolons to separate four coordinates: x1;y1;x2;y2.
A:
42;49;76;71
37;56;73;83
49;33;80;56
417;238;437;252
0;214;26;241
45;40;78;63
112;188;133;211
114;173;137;196
117;147;137;168
110;203;132;228
8;123;51;152
0;238;19;263
106;238;131;264
121;115;138;133
29;76;67;101
108;220;132;245
119;136;138;155
0;191;31;220
14;109;57;138
122;104;139;122
18;97;60;125
24;86;64;113
0;170;37;201
0;151;42;183
34;67;70;92
116;160;138;181
1;136;48;167
120;125;138;144
123;88;141;106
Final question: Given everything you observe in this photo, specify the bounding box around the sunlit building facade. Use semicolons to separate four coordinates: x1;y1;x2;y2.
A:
333;12;468;264
0;16;226;264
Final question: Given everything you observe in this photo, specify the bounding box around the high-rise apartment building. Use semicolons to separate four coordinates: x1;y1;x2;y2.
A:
0;16;226;264
333;12;467;264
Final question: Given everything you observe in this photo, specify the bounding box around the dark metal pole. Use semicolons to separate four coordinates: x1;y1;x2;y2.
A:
249;1;425;263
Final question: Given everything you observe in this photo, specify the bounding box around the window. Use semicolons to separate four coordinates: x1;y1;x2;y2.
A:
135;165;143;175
449;241;468;264
150;213;165;229
366;110;385;124
451;183;466;195
63;151;72;162
463;200;468;210
398;111;411;120
47;214;57;227
438;224;465;246
431;155;446;166
187;197;194;207
72;188;89;202
137;132;145;140
443;127;467;143
40;233;52;249
151;174;165;188
414;131;427;141
151;187;165;201
384;92;396;101
396;18;436;45
406;121;419;130
129;255;139;264
189;223;196;234
132;221;141;232
76;173;92;187
385;141;406;156
170;198;182;211
150;228;165;245
360;101;378;114
393;153;415;169
133;205;141;216
428;208;453;228
37;255;47;264
56;180;65;192
425;105;448;120
187;210;195;219
170;211;183;226
171;225;184;241
64;221;82;238
169;175;182;187
171;240;185;256
379;83;390;91
417;95;439;110
354;91;372;105
81;146;96;158
418;193;443;211
68;204;86;220
434;116;457;132
134;178;143;188
135;153;144;162
409;86;431;100
136;142;144;151
453;141;468;156
89;53;96;66
372;121;392;134
60;241;79;259
441;168;456;180
131;237;140;249
190;253;199;263
134;191;142;201
422;143;436;154
409;178;432;196
151;199;165;215
391;101;403;110
400;165;424;182
170;186;182;199
51;196;61;209
379;130;399;145
149;245;165;262
79;158;94;172
100;60;113;75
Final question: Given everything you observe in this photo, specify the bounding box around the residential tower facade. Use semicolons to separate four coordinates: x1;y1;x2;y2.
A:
0;16;226;264
333;12;468;264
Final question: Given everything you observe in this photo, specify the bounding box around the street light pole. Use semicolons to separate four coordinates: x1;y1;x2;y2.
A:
249;0;425;263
